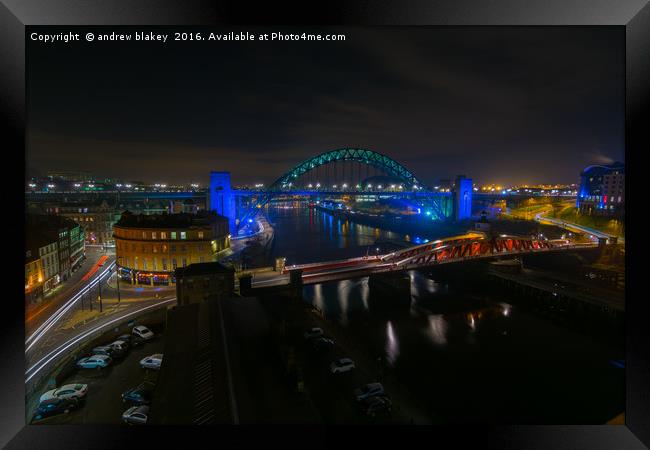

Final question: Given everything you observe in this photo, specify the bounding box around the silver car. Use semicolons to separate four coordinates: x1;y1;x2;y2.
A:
140;354;163;370
122;405;149;424
39;383;88;403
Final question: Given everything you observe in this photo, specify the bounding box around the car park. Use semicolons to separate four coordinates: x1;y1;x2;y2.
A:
132;325;155;341
140;354;163;370
360;395;392;417
122;381;155;405
354;383;385;402
39;384;88;403
330;358;355;374
77;354;112;369
122;405;149;425
33;397;80;421
304;327;324;340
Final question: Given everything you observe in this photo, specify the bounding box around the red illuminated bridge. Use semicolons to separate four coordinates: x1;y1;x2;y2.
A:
278;232;599;285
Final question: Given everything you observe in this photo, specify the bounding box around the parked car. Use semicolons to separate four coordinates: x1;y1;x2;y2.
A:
140;354;163;370
360;395;392;417
304;327;324;339
132;325;154;341
122;405;149;425
33;397;79;421
122;381;155;405
92;345;125;359
117;334;132;345
354;383;385;402
330;358;355;374
109;339;130;353
39;383;88;403
77;354;112;369
312;337;335;352
121;333;145;347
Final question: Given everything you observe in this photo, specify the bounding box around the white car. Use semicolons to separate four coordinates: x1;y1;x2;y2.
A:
109;340;129;352
132;325;154;340
304;327;324;339
140;354;163;370
330;358;355;374
77;354;112;369
39;383;88;403
122;405;149;425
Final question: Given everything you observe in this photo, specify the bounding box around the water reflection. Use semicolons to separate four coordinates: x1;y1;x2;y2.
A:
426;315;448;347
385;321;400;366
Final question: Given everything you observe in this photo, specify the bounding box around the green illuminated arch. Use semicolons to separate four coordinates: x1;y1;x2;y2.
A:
268;148;425;190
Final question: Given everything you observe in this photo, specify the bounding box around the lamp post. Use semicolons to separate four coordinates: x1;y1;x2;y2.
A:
116;256;122;304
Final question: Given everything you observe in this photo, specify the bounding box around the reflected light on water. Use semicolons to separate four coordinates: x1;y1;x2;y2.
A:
360;278;369;311
385;321;400;366
426;315;448;346
337;280;351;326
313;283;325;313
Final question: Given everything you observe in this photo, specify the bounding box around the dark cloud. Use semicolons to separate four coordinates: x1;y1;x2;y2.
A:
27;27;624;185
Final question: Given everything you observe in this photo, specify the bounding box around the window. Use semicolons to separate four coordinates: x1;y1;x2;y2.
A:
171;231;177;239
182;258;187;267
170;245;176;252
172;258;177;269
180;231;187;240
162;258;168;271
153;258;157;271
198;231;204;239
161;232;167;239
153;246;158;253
143;259;148;270
152;232;157;239
142;231;147;239
199;256;205;263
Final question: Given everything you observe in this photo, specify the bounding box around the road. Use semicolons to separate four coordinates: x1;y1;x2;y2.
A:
535;213;624;243
26;247;114;337
25;268;175;389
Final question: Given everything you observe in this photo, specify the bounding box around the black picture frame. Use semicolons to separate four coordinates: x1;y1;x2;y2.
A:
2;1;648;448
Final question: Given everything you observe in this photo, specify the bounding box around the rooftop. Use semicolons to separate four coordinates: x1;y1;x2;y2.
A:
115;210;226;229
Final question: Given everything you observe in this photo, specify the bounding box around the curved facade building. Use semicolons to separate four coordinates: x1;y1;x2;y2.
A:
114;211;230;285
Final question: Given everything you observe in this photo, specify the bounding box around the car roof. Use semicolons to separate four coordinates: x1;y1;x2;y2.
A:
366;382;383;389
59;384;84;390
151;353;163;358
134;405;150;413
134;325;150;331
338;358;353;363
112;340;126;345
91;354;110;359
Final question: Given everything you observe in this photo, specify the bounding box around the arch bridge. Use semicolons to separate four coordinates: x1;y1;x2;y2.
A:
210;148;472;233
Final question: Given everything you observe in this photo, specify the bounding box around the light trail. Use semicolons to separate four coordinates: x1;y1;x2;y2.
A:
25;261;116;351
25;298;176;384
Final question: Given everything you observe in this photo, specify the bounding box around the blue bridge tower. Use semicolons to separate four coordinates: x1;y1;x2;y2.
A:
453;175;473;221
209;171;237;235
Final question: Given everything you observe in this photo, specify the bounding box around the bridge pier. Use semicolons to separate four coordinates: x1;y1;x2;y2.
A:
367;273;411;312
289;269;303;300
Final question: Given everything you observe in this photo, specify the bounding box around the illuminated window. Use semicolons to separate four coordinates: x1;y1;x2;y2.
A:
153;246;158;253
143;259;148;270
180;231;187;240
198;231;204;239
153;258;157;271
152;232;157;239
171;232;177;239
172;258;177;269
162;258;168;271
161;232;167;239
142;231;147;239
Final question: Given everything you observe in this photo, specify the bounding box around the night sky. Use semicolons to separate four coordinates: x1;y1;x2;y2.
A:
27;26;624;186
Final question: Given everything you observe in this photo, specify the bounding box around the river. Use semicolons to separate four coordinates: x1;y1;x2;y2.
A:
265;201;624;424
